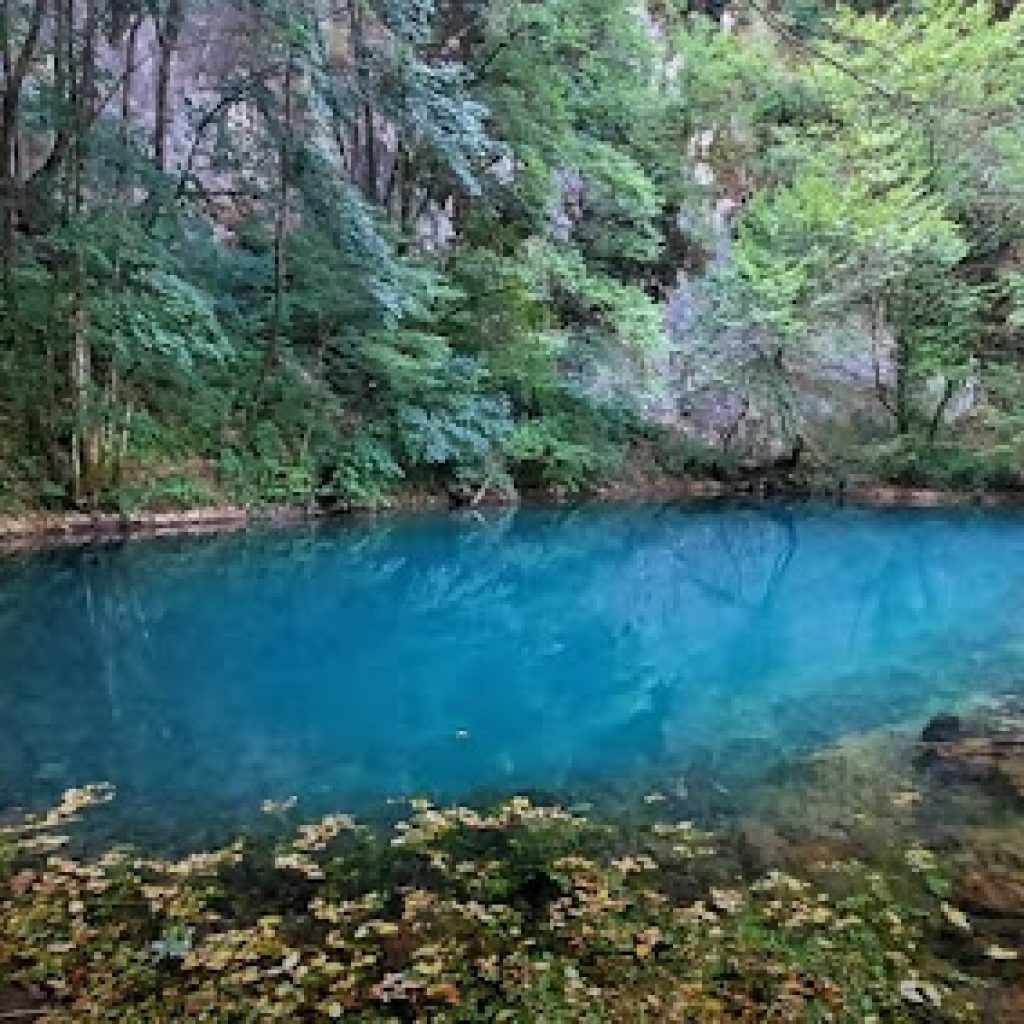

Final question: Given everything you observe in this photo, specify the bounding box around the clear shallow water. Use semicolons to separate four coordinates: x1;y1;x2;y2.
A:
4;500;1024;843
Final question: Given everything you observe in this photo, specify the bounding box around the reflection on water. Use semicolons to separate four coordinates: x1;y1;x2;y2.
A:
3;500;1024;842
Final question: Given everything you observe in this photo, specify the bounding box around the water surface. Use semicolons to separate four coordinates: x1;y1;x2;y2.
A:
3;500;1024;843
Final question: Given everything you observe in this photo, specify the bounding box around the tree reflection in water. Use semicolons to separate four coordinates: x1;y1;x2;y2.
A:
2;501;1024;846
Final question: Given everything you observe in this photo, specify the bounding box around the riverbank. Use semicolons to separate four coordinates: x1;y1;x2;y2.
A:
0;477;735;553
4;477;1024;554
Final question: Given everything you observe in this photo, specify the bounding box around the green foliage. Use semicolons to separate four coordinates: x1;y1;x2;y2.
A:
503;414;622;493
318;430;405;505
862;436;1023;491
113;473;223;513
1;0;1023;509
685;0;1024;456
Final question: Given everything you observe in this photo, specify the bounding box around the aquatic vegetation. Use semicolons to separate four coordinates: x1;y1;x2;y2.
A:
0;788;991;1021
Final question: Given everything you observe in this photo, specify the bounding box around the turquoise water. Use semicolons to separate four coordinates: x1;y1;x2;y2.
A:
4;500;1024;842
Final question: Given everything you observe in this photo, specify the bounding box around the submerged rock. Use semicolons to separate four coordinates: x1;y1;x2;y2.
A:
0;985;46;1016
736;819;788;877
785;833;858;871
955;869;1024;918
917;705;1024;800
734;816;861;883
922;713;964;743
982;982;1024;1024
943;868;1024;977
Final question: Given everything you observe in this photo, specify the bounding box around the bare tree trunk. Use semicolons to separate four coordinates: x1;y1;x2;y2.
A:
66;0;83;501
399;148;415;233
70;270;93;503
300;327;328;508
348;0;376;198
273;48;293;348
0;0;47;300
348;0;363;188
154;0;183;171
870;288;913;436
118;21;137;194
894;331;911;435
927;377;955;444
1;0;13;301
54;0;69;219
364;101;376;201
69;0;102;504
250;42;294;427
382;133;400;219
869;292;898;422
103;25;138;488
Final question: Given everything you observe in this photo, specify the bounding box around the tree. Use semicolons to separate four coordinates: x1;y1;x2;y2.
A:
691;0;1023;450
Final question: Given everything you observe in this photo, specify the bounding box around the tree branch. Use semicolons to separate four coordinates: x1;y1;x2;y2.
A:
9;0;48;98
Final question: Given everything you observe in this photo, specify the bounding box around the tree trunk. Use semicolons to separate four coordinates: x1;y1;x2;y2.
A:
0;0;47;300
927;377;955;444
399;148;416;234
250;41;294;427
1;0;13;301
364;102;376;201
118;21;137;195
894;330;911;435
155;0;183;171
869;292;899;423
68;0;102;504
273;48;293;347
382;134;400;220
349;0;376;198
348;0;363;188
70;271;93;503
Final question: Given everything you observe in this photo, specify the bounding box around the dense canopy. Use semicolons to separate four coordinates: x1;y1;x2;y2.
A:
1;0;1022;510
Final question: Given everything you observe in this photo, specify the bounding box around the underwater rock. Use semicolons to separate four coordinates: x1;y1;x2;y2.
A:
785;833;858;871
921;713;964;743
735;819;857;879
736;818;788;877
0;984;46;1016
982;982;1024;1024
955;869;1024;919
917;708;1024;799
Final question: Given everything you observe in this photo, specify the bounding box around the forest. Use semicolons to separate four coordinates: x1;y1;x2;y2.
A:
0;0;1022;513
5;3;1024;1018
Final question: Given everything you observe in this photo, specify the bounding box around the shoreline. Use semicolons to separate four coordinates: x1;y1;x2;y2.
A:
2;478;1024;553
2;693;1022;1019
